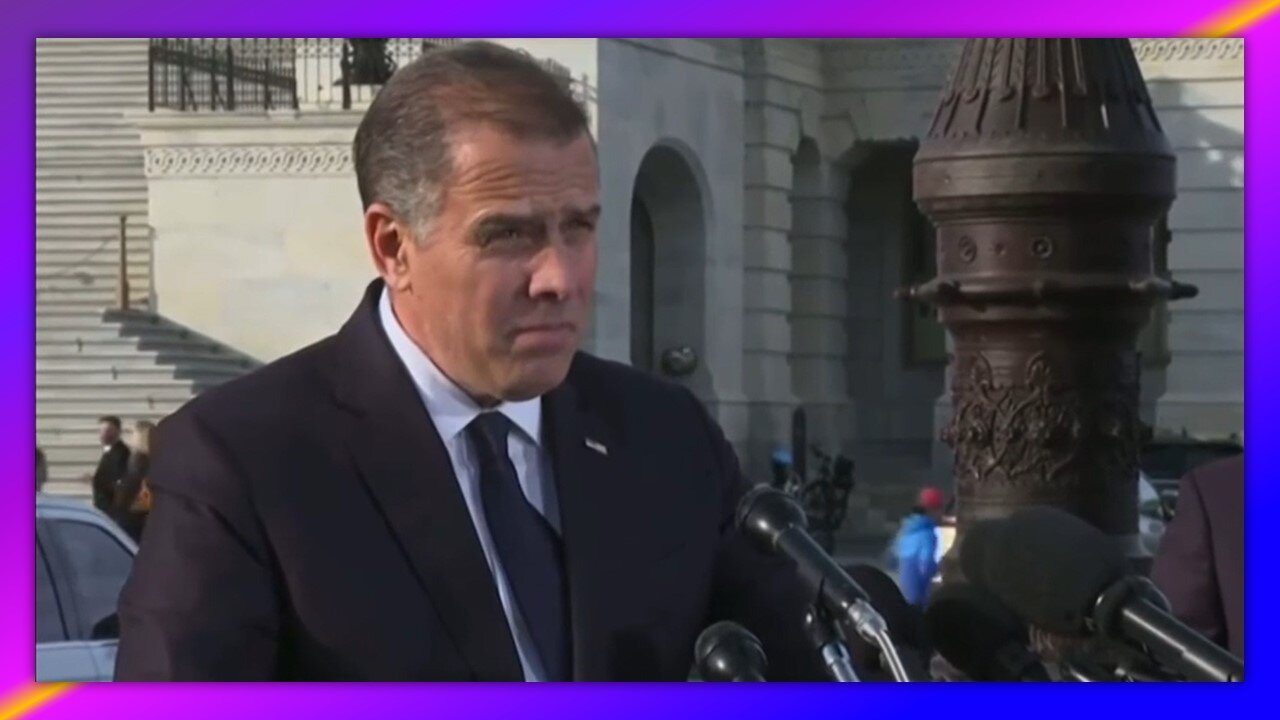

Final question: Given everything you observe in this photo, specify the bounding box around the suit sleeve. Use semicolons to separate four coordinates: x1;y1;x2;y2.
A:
1150;471;1226;649
112;453;147;516
684;391;828;681
114;411;281;681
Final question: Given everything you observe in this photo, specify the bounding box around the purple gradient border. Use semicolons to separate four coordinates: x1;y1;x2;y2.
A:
5;1;1272;717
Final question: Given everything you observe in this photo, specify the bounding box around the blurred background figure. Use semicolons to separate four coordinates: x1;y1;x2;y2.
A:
1151;454;1244;658
37;447;48;494
90;415;131;514
894;486;945;607
112;420;155;543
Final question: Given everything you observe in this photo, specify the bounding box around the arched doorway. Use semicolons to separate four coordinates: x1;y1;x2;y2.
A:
629;143;708;387
789;137;823;400
629;194;656;371
843;140;946;487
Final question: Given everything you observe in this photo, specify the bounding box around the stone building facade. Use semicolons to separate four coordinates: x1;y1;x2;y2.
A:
37;39;1244;524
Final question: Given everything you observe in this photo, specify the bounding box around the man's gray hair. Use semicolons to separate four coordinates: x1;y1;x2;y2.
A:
352;41;590;239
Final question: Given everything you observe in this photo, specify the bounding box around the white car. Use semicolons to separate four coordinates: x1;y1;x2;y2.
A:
1138;471;1168;554
36;494;137;682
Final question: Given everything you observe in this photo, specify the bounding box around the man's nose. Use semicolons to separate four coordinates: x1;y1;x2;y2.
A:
529;242;574;301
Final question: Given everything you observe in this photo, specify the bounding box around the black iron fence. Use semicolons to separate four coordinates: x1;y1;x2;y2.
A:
149;38;592;113
294;38;456;109
148;39;298;112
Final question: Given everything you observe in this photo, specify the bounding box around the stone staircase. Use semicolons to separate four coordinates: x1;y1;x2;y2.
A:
36;38;257;493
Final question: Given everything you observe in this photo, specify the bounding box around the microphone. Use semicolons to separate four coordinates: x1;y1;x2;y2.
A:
735;486;914;682
736;486;882;638
694;621;768;681
961;506;1244;682
924;582;1051;681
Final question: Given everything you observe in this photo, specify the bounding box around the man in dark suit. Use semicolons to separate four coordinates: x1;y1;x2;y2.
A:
1150;454;1244;658
91;415;130;514
115;41;826;682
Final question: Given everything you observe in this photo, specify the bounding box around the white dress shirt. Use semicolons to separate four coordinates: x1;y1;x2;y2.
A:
378;287;560;681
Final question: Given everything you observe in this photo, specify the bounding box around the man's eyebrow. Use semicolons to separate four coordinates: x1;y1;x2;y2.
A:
564;204;602;219
472;212;544;230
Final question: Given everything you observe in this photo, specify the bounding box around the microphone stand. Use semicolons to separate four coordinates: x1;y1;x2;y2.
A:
804;605;859;682
839;595;913;682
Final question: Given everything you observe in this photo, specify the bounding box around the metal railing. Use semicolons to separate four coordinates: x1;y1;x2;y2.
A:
149;38;299;112
294;38;456;110
149;38;594;113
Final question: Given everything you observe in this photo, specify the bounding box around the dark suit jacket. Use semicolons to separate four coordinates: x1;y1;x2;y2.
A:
92;441;130;513
115;280;826;681
1150;454;1244;658
113;451;152;542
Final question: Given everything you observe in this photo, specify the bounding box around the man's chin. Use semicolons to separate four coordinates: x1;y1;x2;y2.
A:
500;355;575;400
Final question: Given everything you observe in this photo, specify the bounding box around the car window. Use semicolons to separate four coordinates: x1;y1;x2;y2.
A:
35;539;66;643
49;520;133;640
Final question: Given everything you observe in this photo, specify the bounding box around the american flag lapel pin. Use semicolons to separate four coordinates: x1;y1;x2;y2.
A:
584;437;609;456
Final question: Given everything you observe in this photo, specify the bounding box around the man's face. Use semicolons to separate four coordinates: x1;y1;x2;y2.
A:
385;125;599;404
98;421;119;446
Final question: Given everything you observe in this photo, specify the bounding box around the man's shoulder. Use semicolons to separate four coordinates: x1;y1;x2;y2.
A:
566;352;698;409
165;334;340;432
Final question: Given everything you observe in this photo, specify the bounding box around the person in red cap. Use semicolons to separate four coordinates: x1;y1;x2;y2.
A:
893;486;947;606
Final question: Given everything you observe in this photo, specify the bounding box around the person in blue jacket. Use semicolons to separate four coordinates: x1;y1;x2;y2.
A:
894;486;946;607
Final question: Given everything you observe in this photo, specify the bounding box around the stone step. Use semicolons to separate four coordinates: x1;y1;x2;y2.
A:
36;187;148;204
36;38;148;49
37;216;150;234
35;86;146;101
36;334;231;355
36;301;128;315
36;249;151;270
44;448;148;472
35;323;197;343
40;428;169;451
35;148;143;164
37;480;93;498
35;269;150;286
34;50;150;65
35;97;148;112
37;383;201;402
36;351;252;371
37;364;246;384
35;396;193;417
36;117;139;132
36;135;145;153
33;68;149;83
36;165;146;181
35;301;151;316
34;312;153;330
35;198;149;214
36;161;143;176
35;114;138;129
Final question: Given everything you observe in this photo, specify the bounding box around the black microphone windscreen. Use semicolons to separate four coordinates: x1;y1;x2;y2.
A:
925;582;1036;681
694;621;766;681
735;485;808;553
962;507;1127;635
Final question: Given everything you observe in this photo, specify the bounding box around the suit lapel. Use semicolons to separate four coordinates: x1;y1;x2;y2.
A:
330;281;523;681
543;377;627;680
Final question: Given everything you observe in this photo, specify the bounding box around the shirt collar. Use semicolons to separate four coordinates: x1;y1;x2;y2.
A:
378;286;542;445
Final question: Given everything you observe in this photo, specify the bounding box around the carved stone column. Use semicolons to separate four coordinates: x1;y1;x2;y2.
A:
905;39;1197;574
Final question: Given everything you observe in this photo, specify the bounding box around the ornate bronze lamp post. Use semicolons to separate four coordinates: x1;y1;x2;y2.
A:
905;39;1197;574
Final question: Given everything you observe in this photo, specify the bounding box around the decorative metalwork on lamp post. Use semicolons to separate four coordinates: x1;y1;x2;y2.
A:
904;39;1198;578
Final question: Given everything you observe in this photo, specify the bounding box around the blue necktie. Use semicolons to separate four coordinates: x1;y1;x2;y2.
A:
466;412;570;681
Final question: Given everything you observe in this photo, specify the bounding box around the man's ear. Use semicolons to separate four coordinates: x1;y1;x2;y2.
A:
364;202;413;291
